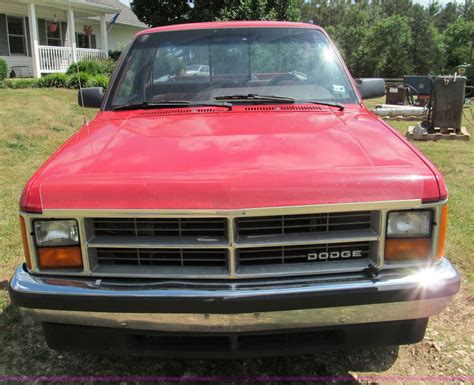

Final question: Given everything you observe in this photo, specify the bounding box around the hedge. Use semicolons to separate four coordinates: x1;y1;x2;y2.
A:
3;73;109;89
0;58;7;80
66;59;115;77
1;58;113;89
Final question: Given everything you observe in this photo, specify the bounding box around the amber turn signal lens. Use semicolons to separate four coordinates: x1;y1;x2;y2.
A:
385;238;431;261
437;205;448;260
19;216;32;270
37;247;83;269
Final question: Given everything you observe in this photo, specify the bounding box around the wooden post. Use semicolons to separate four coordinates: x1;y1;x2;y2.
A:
100;15;108;57
27;4;41;78
67;7;77;63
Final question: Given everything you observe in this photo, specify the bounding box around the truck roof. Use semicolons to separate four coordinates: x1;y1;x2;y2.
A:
136;21;322;37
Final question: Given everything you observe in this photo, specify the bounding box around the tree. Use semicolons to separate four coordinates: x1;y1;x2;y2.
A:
192;0;300;22
330;1;374;77
443;18;474;68
409;4;445;74
363;15;414;77
130;0;191;27
435;2;461;31
380;0;413;17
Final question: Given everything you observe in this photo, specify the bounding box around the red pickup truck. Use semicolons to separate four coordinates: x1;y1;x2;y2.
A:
10;21;460;358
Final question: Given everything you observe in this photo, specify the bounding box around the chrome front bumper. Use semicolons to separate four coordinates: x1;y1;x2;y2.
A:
10;259;460;333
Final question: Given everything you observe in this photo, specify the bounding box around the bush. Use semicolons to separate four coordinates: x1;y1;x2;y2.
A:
66;73;90;89
85;74;109;89
5;78;40;89
108;49;123;61
66;59;115;77
38;73;68;88
0;58;7;80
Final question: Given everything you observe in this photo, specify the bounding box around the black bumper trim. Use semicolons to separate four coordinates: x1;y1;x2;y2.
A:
42;318;429;358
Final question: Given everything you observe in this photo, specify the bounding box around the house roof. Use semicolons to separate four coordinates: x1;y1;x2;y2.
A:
85;0;147;28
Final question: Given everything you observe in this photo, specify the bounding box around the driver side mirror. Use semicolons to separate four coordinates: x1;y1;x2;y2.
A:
356;78;385;100
78;87;104;108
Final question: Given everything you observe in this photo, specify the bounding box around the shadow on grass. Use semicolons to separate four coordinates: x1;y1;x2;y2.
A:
0;301;398;384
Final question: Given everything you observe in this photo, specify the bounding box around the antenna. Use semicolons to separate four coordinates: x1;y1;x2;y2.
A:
76;60;88;125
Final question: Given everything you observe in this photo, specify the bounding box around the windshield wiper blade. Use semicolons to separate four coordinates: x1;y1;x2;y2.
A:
306;100;345;111
112;101;233;111
215;94;296;103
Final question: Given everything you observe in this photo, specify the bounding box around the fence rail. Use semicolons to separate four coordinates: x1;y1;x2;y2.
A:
76;48;107;62
38;46;107;74
38;46;73;73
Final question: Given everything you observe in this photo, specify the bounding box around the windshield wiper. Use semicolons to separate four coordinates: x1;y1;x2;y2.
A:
215;94;296;103
112;101;233;111
215;94;345;110
307;100;345;111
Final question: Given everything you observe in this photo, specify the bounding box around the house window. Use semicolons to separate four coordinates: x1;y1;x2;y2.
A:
7;16;27;55
77;33;95;48
46;22;62;46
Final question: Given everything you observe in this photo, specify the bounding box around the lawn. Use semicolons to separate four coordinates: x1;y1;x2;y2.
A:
0;89;472;381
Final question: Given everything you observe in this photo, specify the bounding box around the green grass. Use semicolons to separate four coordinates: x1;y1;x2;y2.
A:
0;90;472;378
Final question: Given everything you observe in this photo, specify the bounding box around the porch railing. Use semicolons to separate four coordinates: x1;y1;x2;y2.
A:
76;48;107;62
39;46;73;73
38;46;107;74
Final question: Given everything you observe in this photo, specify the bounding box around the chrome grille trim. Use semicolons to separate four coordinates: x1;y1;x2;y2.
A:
22;199;451;279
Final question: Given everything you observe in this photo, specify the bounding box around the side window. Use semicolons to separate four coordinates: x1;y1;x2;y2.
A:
7;16;27;55
113;43;151;105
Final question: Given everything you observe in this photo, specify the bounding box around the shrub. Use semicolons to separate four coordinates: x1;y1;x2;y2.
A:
108;49;123;61
0;58;7;80
5;78;40;89
85;74;109;89
66;73;90;89
66;59;115;77
38;73;68;88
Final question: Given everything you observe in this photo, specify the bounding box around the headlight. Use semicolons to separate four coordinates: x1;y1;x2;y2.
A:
385;210;432;261
387;210;432;238
34;220;79;247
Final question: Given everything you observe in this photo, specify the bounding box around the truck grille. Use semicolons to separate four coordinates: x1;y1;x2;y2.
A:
93;218;227;237
96;248;227;267
237;242;370;266
236;212;372;238
86;210;378;279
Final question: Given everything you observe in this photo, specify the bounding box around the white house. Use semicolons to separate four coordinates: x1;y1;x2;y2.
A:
0;0;147;78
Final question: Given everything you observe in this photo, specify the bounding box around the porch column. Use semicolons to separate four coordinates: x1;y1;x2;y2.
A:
67;7;77;63
100;15;108;56
27;4;41;78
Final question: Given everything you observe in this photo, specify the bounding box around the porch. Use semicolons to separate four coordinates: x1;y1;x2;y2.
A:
0;0;120;77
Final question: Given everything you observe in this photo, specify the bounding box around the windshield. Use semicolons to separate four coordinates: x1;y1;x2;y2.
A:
108;28;358;109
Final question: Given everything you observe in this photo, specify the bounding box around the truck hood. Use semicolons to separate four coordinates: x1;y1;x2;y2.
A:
31;107;441;210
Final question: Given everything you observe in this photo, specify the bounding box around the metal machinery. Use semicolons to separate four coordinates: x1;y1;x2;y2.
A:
376;75;470;140
385;85;409;105
454;64;474;97
431;75;466;132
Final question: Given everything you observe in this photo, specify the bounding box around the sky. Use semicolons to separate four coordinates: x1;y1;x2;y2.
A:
119;0;464;7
